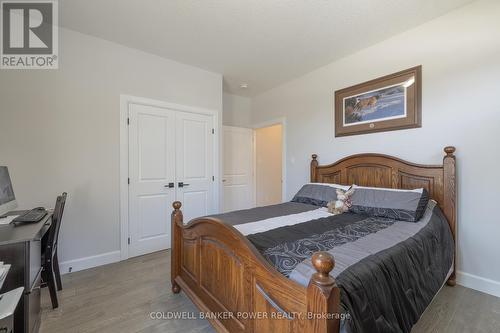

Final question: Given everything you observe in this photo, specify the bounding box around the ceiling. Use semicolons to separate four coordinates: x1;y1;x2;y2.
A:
60;0;472;97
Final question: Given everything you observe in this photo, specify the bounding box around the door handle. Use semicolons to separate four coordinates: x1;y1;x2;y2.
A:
178;182;190;188
164;183;175;188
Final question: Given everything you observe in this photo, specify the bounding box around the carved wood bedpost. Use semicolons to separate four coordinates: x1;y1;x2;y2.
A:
311;154;319;182
306;251;341;333
171;201;183;293
443;146;457;286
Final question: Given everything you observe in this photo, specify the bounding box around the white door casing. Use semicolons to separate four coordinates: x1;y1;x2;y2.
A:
223;126;255;212
128;104;176;257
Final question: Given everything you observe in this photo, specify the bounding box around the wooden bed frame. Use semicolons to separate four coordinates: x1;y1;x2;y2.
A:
171;147;457;333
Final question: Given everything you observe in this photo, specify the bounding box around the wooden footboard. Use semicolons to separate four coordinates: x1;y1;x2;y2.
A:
171;201;341;333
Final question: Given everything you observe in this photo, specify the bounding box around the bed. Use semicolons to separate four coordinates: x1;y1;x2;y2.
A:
170;147;457;333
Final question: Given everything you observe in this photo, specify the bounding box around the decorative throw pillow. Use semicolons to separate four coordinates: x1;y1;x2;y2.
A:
327;188;354;215
292;183;351;207
349;185;429;222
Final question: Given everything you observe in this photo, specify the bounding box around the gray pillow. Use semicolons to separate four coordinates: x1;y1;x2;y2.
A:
292;183;351;207
349;185;429;222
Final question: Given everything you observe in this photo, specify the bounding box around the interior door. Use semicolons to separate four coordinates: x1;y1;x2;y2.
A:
175;111;215;223
128;104;175;257
223;126;255;212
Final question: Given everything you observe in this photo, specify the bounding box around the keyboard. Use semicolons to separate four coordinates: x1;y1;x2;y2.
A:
12;208;47;223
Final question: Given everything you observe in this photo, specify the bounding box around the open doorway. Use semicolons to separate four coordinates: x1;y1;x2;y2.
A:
222;119;285;211
254;123;283;206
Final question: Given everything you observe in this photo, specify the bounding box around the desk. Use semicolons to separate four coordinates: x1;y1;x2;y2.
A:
0;213;52;333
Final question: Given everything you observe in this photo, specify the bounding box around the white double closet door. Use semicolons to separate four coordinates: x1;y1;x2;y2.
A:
128;103;215;258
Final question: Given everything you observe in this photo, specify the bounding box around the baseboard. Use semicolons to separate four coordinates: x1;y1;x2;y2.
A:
59;250;121;275
457;270;500;298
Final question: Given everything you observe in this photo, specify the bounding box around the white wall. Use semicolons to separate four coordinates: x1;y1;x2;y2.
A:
0;28;223;272
251;0;500;296
223;92;252;128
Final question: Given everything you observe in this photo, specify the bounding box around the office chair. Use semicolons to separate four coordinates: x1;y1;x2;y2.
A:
41;192;67;309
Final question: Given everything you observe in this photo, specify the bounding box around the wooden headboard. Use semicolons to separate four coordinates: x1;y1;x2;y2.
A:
310;147;457;283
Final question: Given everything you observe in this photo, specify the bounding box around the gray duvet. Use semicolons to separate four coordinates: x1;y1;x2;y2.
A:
210;201;454;333
209;202;317;226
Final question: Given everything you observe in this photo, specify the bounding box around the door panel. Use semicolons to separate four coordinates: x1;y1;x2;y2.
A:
176;111;214;223
182;191;208;220
138;115;168;180
138;194;169;238
129;104;175;257
223;126;254;212
182;120;208;179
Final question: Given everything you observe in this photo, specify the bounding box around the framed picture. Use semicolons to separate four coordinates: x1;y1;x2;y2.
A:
334;66;421;137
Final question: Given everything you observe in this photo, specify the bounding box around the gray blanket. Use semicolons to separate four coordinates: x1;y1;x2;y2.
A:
212;201;454;333
208;202;317;226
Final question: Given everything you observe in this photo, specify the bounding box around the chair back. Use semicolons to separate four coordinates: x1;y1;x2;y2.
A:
46;192;67;260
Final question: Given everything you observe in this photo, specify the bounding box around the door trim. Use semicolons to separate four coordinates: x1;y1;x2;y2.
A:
119;95;220;260
253;117;287;203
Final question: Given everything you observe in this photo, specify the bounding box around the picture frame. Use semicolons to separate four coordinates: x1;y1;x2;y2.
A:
334;66;422;137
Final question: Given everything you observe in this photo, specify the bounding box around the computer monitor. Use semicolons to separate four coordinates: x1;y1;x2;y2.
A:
0;166;18;216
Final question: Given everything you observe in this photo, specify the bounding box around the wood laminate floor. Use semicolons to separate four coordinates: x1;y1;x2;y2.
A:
40;250;500;333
